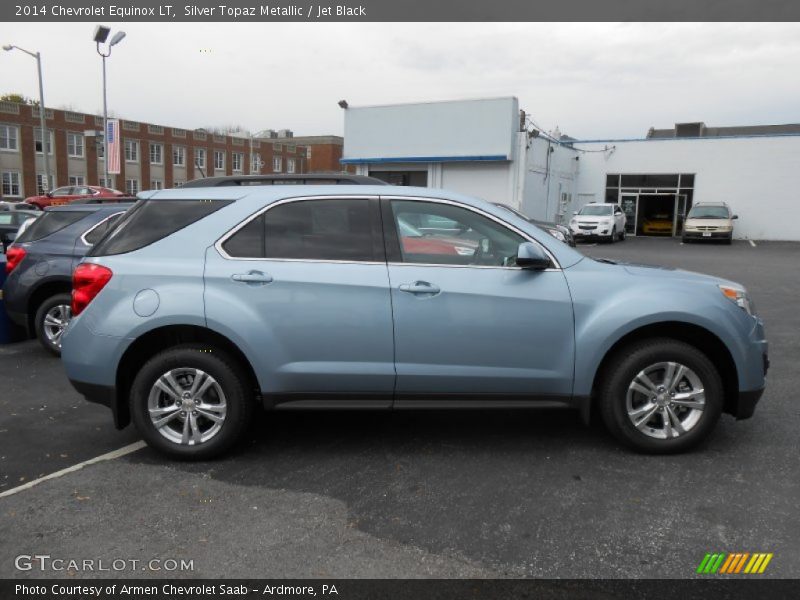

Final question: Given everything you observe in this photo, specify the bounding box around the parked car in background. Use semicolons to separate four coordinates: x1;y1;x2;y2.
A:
3;203;131;355
682;202;738;244
61;186;766;460
25;185;126;210
642;214;674;235
491;202;576;247
0;201;38;211
569;203;626;242
0;210;40;252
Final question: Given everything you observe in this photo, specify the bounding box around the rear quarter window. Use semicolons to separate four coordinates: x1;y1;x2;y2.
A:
15;211;91;243
88;199;231;256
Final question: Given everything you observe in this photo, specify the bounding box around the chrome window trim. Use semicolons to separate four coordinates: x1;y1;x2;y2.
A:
80;211;126;247
214;193;561;271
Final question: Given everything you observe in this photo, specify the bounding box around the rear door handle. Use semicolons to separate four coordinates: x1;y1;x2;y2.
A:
398;281;440;295
231;270;273;285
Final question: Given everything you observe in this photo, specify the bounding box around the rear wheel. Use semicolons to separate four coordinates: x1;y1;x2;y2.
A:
599;339;723;453
130;345;255;460
619;228;626;241
608;227;617;244
34;293;72;356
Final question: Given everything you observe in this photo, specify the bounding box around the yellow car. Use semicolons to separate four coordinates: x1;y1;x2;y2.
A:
642;214;673;235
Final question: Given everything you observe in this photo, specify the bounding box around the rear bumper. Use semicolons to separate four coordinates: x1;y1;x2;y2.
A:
69;378;128;429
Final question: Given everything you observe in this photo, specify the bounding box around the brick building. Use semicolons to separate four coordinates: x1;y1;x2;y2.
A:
0;101;310;200
254;131;352;174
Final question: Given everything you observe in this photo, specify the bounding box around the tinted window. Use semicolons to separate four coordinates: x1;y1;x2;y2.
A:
89;199;230;256
51;187;75;197
15;210;90;243
579;205;613;216
222;199;377;262
390;200;525;267
82;212;125;245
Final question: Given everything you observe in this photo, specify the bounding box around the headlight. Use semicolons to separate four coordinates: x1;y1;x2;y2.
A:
719;285;756;316
547;229;566;242
454;246;475;256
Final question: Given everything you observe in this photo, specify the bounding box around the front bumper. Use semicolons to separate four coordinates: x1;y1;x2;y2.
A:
683;230;732;240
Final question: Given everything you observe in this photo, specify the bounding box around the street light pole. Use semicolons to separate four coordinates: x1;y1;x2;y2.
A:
94;26;125;188
3;44;51;192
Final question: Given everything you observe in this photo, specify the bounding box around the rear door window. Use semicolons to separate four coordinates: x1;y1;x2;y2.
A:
15;210;91;243
221;198;381;262
88;199;231;256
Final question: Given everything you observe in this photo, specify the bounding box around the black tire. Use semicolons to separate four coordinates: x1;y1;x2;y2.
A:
682;236;689;244
599;338;723;454
33;293;72;357
619;229;626;241
725;237;733;245
608;227;617;244
130;344;255;460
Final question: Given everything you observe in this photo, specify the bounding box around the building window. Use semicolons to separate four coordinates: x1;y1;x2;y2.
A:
274;143;282;152
124;140;139;162
174;180;184;187
0;125;19;151
250;152;261;173
36;173;54;195
272;157;282;172
150;143;163;165
194;148;206;169
150;179;163;190
125;178;140;195
68;175;85;186
287;158;296;174
97;141;105;159
66;132;85;158
99;176;112;188
232;152;243;172
173;145;186;167
1;172;21;196
286;144;296;153
214;150;225;170
34;128;53;155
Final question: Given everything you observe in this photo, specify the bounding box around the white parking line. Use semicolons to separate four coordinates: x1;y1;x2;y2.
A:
749;240;757;247
0;441;146;499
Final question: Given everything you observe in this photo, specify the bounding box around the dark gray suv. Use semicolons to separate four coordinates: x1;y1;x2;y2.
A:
4;203;131;355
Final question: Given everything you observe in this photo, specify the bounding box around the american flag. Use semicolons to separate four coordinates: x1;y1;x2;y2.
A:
107;119;121;174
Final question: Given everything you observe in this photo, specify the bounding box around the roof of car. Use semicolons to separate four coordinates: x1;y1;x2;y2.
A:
45;202;135;213
180;173;389;188
692;202;728;206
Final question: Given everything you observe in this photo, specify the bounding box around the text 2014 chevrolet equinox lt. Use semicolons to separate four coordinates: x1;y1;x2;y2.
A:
61;186;768;459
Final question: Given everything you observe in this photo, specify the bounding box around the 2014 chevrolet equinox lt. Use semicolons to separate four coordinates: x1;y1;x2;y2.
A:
61;186;768;459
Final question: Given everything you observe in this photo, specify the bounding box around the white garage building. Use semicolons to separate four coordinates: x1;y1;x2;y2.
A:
342;97;800;241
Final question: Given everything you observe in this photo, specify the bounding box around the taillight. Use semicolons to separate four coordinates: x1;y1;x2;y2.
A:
5;246;26;274
72;263;113;315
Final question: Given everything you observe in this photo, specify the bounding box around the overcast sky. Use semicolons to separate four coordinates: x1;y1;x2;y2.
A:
3;22;799;139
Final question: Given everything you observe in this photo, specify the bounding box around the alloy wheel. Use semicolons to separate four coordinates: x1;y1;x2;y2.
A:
147;368;227;446
625;361;705;439
43;304;71;349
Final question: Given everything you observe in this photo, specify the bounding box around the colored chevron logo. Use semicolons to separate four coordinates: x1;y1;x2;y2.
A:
697;552;773;574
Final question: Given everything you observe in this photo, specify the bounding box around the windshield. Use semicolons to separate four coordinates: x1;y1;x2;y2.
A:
688;206;730;219
579;205;613;216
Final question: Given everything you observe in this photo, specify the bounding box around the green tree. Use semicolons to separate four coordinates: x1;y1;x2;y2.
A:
0;93;38;105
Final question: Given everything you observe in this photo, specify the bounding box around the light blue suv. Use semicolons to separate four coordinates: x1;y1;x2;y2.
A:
61;186;768;459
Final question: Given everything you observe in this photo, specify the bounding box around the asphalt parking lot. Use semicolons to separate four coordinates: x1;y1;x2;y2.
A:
0;237;798;579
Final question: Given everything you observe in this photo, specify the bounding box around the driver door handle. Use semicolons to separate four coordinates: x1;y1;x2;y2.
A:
231;270;273;285
399;281;440;295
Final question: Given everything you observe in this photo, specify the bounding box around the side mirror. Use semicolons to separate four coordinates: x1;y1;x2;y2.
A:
516;242;551;270
46;191;53;198
572;210;578;215
732;214;739;220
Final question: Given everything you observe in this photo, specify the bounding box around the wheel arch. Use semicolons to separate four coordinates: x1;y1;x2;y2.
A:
589;321;739;422
114;324;260;429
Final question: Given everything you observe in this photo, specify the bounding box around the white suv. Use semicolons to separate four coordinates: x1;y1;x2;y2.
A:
569;203;626;243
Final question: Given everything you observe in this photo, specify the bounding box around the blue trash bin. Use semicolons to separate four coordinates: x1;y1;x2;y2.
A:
0;255;27;344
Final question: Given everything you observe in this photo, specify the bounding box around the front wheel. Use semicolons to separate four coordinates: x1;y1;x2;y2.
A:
619;228;626;241
130;345;255;460
34;293;72;356
608;227;617;244
599;339;723;453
